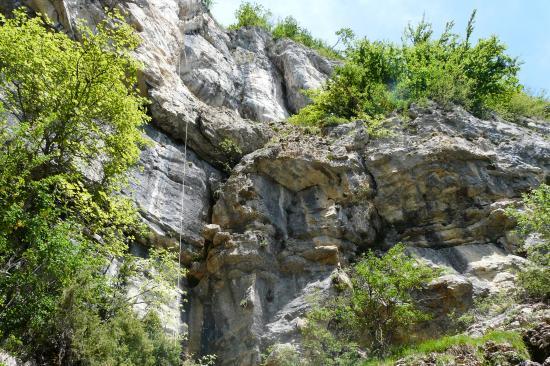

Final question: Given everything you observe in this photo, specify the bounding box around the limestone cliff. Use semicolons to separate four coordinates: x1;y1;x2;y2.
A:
5;1;549;365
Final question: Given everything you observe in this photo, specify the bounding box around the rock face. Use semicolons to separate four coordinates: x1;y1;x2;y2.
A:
7;1;550;365
190;106;548;364
130;125;221;251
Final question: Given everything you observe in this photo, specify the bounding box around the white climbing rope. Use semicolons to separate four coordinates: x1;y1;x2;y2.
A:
177;116;188;301
175;31;188;345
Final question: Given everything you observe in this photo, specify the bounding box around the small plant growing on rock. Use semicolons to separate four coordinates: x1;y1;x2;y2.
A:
240;298;250;309
217;138;243;172
219;137;243;157
450;290;516;332
506;184;550;302
259;239;269;250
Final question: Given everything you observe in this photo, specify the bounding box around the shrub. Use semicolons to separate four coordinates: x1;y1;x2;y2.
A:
493;90;550;122
272;16;341;58
364;330;529;366
63;305;181;366
301;302;360;365
301;244;439;361
291;11;525;130
228;2;344;59
228;2;272;31
507;184;550;302
261;344;301;366
348;244;440;355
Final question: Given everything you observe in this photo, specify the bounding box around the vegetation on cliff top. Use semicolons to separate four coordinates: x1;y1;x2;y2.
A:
290;11;549;130
0;9;182;364
228;1;350;59
227;2;549;132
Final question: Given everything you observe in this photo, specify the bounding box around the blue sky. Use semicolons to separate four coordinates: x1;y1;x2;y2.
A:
211;0;550;93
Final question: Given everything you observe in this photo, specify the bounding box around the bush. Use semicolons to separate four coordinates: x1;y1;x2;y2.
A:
228;2;272;31
348;244;440;355
493;90;550;122
507;184;550;301
62;305;181;366
364;330;529;366
272;16;341;59
291;12;526;130
301;302;360;365
228;2;344;59
301;244;439;362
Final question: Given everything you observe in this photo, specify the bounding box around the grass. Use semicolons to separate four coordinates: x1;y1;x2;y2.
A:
363;330;528;366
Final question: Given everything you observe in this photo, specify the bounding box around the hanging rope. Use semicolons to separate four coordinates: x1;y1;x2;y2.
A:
177;120;188;293
175;31;189;345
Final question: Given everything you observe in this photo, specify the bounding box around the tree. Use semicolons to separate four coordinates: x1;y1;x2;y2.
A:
228;2;272;31
302;244;439;361
349;244;439;355
333;27;355;49
507;184;550;301
0;9;181;363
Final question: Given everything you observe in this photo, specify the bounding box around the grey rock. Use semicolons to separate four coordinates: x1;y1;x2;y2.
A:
411;243;527;293
270;38;339;113
519;361;542;366
0;352;31;366
130;125;221;251
366;105;549;248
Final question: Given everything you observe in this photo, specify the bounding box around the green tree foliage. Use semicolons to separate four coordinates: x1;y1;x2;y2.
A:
290;12;539;130
301;302;360;366
272;16;341;58
302;244;439;363
507;184;550;301
493;90;550;122
0;9;182;364
43;285;182;366
333;27;355;49
228;2;343;59
228;1;272;31
349;244;439;354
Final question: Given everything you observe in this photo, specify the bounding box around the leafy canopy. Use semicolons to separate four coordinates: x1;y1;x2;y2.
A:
0;9;182;364
228;1;272;31
301;244;439;364
290;12;547;130
229;2;346;59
